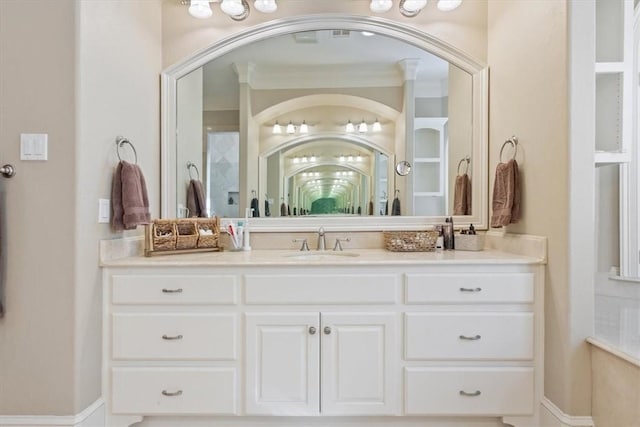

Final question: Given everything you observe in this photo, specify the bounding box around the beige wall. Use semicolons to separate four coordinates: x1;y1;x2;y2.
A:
591;346;640;427
487;0;591;417
0;0;78;414
0;0;162;416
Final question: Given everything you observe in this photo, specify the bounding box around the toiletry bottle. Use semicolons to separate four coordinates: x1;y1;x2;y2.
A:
243;208;252;251
443;218;454;250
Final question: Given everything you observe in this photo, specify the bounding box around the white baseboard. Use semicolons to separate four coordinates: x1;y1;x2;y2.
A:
540;397;594;427
0;398;104;427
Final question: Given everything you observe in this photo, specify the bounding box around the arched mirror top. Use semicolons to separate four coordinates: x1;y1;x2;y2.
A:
161;14;489;231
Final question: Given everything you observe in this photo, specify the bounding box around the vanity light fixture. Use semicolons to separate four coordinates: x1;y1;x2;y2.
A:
339;155;346;162
272;121;282;134
299;120;309;133
356;155;363;162
301;156;308;163
293;157;300;164
399;0;427;16
310;154;316;162
253;0;277;13
370;0;393;13
345;120;355;133
437;0;462;11
348;155;354;162
372;118;382;132
358;120;368;133
188;0;213;18
286;121;296;134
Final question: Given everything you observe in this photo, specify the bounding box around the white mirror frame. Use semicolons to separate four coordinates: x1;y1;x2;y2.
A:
161;14;488;232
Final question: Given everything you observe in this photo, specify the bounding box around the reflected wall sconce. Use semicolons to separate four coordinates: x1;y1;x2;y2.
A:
345;119;382;133
272;120;310;134
369;0;462;17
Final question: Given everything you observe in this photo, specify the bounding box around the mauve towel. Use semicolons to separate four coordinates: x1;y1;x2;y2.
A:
111;161;151;231
453;173;472;215
490;159;521;227
187;179;207;217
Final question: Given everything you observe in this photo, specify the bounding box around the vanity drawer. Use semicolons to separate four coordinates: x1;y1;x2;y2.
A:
111;367;237;415
405;367;534;416
112;313;237;360
111;275;237;305
405;273;534;304
245;274;398;304
405;312;533;360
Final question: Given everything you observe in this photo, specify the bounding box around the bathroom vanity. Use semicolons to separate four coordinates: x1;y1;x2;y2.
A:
101;247;544;427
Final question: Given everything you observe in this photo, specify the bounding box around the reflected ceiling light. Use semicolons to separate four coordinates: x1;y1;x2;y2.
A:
188;0;213;18
253;0;277;13
437;0;462;11
299;120;309;133
358;120;368;133
361;31;375;37
301;156;308;162
220;0;249;19
370;0;393;13
339;155;346;162
286;121;295;134
356;155;363;162
348;155;354;162
310;154;316;162
372;118;382;132
345;120;355;133
293;157;299;164
272;121;282;134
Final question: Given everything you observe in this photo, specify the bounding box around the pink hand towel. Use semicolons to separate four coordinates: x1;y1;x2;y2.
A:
491;159;521;227
453;173;472;215
111;160;151;231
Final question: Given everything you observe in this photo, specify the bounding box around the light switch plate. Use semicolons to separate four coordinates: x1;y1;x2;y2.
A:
98;199;110;223
20;133;48;161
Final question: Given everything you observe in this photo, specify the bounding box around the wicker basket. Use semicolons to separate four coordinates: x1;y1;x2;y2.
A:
383;230;439;252
175;220;198;250
152;220;176;251
195;217;220;249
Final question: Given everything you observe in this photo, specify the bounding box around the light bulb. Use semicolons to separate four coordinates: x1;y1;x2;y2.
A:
301;156;308;163
358;120;368;133
272;121;282;134
293;157;299;164
189;0;213;18
345;120;355;133
299;120;309;133
370;0;393;13
254;0;277;13
402;0;427;12
356;155;363;162
286;121;295;134
437;0;462;11
340;155;346;162
220;0;246;16
310;155;316;162
372;119;382;132
348;155;354;162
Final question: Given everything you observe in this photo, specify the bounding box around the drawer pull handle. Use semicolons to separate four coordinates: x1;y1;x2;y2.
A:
459;287;482;292
162;288;183;293
162;390;183;397
459;334;481;340
459;390;481;397
162;334;183;340
309;326;317;335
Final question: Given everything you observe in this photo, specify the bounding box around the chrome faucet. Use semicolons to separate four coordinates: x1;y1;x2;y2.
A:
317;226;326;251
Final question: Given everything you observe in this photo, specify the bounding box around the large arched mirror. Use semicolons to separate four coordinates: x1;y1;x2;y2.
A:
161;15;488;231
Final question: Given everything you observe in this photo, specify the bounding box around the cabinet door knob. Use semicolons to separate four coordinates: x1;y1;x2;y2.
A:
324;326;332;335
459;334;481;340
162;288;183;293
162;390;183;397
459;390;481;397
309;326;317;335
162;334;183;340
459;287;482;292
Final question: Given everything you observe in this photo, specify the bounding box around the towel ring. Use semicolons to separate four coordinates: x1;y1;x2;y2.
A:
457;156;470;175
116;136;138;164
187;161;200;180
499;136;518;163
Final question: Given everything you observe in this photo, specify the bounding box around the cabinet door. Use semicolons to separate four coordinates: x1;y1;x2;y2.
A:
321;312;398;415
245;313;320;415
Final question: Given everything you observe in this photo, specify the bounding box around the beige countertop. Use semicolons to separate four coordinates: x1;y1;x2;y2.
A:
100;248;543;268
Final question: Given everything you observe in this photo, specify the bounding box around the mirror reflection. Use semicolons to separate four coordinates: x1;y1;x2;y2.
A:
175;28;475;219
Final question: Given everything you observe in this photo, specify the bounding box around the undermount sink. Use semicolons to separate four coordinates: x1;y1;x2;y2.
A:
283;251;360;259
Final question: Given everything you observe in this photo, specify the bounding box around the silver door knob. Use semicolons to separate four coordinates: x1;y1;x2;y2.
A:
324;326;332;335
309;326;317;335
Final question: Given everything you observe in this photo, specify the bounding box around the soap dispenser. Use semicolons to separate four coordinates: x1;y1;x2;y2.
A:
243;208;252;251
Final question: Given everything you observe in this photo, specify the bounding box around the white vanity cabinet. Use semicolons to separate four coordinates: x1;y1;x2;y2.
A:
102;251;544;427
